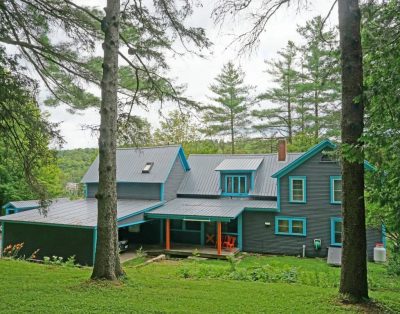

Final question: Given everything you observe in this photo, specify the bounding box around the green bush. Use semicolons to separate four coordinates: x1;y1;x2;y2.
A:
387;253;400;276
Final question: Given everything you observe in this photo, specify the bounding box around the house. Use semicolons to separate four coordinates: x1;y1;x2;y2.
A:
0;140;384;265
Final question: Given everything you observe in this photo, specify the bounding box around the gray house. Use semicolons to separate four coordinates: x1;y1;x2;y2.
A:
0;140;384;265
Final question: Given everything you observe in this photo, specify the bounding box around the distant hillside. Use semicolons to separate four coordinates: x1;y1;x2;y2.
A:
57;148;98;184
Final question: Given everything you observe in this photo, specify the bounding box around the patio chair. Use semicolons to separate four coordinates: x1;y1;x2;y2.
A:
223;236;236;251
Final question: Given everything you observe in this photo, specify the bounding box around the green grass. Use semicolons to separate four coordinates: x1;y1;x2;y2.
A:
0;255;399;313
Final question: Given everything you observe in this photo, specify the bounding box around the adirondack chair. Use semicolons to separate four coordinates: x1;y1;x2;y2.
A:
223;236;236;251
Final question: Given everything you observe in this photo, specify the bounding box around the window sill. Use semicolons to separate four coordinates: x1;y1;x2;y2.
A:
275;232;306;237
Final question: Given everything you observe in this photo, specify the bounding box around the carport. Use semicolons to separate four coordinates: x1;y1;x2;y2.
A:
0;198;162;265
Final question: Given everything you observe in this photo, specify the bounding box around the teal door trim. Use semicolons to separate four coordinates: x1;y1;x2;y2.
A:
238;213;243;250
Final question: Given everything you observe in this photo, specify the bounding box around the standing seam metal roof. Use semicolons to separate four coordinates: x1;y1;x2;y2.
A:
0;199;163;227
81;145;184;183
146;198;277;219
177;153;302;197
214;158;264;171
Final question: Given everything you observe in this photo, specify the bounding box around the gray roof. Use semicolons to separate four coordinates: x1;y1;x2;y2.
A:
3;200;40;209
177;153;302;197
81;145;183;183
147;198;277;220
0;199;162;227
214;158;264;171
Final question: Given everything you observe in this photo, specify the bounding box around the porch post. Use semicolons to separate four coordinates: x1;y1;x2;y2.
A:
159;219;164;244
217;221;222;255
166;219;171;250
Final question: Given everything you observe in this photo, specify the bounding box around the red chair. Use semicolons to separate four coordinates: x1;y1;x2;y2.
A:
223;236;236;251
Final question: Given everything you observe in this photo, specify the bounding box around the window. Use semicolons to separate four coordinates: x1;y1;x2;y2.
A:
275;217;307;236
224;175;248;195
289;176;306;203
185;221;201;231
142;162;154;173
330;217;342;246
171;219;183;230
330;176;342;204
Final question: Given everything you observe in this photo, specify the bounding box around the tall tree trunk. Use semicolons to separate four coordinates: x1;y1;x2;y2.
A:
338;0;368;300
230;109;235;154
314;91;319;139
91;0;124;280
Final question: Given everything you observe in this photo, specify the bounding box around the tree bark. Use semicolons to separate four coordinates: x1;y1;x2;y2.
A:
338;0;368;300
91;0;124;280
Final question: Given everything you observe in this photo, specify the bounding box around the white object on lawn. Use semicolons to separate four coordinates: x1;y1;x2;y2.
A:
373;245;387;263
327;246;342;266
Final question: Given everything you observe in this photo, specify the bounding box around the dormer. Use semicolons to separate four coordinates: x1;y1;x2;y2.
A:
215;158;263;196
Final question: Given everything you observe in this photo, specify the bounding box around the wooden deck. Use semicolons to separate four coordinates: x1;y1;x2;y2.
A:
139;243;239;259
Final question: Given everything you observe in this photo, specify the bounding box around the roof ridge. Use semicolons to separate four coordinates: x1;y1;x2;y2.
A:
189;152;303;156
116;145;181;150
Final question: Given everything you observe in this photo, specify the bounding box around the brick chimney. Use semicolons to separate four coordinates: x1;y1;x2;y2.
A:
277;139;287;162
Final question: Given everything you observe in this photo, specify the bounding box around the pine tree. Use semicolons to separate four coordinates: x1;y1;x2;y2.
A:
297;16;341;140
253;41;300;143
201;62;253;154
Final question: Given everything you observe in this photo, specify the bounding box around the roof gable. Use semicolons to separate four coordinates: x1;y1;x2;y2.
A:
272;139;336;179
81;145;189;184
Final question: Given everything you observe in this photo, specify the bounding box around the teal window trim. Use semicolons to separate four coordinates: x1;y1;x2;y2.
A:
223;174;248;197
330;217;343;246
289;176;307;203
330;176;342;204
274;216;307;236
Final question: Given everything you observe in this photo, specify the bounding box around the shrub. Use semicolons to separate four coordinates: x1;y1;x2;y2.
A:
387;253;400;276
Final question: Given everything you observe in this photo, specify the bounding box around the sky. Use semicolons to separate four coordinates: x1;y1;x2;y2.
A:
45;1;338;149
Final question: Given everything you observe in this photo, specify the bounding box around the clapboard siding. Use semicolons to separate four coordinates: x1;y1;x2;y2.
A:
164;156;186;201
86;182;161;200
3;222;94;265
243;151;382;260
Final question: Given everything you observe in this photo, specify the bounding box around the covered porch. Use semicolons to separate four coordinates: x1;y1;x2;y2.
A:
146;198;276;256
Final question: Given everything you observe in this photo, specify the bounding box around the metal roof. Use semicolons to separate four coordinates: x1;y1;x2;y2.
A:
2;200;40;209
81;145;188;184
214;158;264;171
177;153;302;197
0;199;163;227
146;198;277;221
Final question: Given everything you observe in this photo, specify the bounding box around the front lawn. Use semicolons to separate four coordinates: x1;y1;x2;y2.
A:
0;255;399;313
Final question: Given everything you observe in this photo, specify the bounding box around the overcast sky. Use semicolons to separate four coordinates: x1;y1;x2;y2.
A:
45;1;338;149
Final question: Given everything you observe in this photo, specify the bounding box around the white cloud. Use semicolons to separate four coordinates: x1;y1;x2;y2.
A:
48;0;338;149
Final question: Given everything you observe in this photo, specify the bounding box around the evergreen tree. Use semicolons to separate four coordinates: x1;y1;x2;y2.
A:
201;62;253;154
117;114;152;148
297;16;341;139
253;41;299;143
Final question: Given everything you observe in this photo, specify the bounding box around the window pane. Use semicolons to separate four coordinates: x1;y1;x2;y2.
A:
278;220;289;233
333;179;342;202
292;179;304;201
239;176;246;193
233;177;239;193
226;177;232;193
171;220;183;230
185;221;201;231
292;220;304;234
334;221;342;244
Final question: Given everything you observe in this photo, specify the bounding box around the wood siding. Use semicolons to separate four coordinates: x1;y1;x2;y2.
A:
243;152;382;260
3;222;94;265
164;156;186;201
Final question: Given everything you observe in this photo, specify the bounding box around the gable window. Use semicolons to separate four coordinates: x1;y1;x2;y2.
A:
330;217;342;246
330;176;342;204
275;217;307;236
289;176;306;203
225;175;248;195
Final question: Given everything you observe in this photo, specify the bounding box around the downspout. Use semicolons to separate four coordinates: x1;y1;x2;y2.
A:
92;227;98;266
